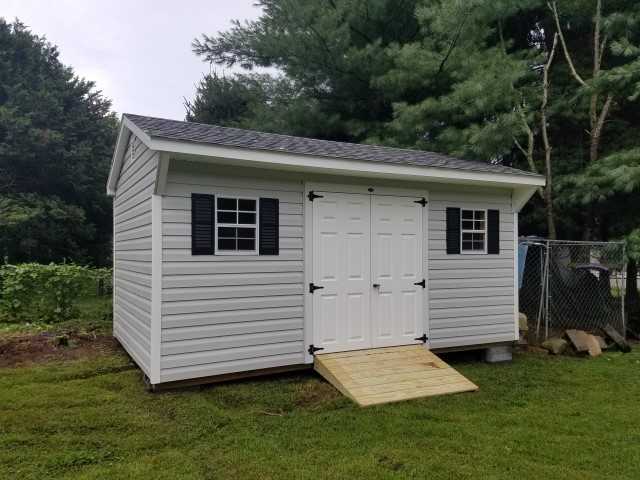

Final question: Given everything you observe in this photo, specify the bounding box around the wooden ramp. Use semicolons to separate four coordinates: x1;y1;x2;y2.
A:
314;345;478;406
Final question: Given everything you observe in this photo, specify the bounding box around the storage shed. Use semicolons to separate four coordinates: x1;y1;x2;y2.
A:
107;114;545;388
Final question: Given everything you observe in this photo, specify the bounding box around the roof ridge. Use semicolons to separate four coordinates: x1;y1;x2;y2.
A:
124;112;448;158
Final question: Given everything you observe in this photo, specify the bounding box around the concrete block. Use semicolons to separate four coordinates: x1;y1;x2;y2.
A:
484;345;513;363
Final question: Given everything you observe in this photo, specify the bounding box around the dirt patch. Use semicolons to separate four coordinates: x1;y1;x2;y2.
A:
0;332;119;368
294;378;342;408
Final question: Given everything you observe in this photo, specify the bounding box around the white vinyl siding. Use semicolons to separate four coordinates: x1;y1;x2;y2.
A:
428;187;516;349
113;134;158;375
159;161;305;383
112;148;518;384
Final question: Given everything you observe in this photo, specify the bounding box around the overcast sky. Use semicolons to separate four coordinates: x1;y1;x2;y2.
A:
3;0;263;120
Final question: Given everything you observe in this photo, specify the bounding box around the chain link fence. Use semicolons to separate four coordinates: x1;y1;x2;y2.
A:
519;238;626;343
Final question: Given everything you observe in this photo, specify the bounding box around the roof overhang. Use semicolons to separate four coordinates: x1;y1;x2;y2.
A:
107;117;545;204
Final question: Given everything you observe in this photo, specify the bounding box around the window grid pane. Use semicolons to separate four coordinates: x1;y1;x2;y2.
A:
461;209;486;252
216;196;258;252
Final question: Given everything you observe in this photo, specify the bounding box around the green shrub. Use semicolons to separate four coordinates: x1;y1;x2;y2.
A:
0;263;112;323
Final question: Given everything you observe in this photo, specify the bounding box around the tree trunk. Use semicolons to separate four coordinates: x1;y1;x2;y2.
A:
541;33;559;239
544;186;556;239
626;258;640;331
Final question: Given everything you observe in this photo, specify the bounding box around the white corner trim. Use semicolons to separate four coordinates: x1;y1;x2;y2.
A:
513;211;520;341
150;194;163;384
106;124;131;196
112;197;117;340
155;153;170;195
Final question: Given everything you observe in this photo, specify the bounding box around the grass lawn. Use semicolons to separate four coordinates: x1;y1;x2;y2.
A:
1;335;639;480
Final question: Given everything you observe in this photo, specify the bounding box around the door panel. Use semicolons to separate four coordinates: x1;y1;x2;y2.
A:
312;192;424;353
371;196;423;347
313;192;371;353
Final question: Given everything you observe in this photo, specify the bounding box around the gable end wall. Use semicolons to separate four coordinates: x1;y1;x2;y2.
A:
112;134;158;376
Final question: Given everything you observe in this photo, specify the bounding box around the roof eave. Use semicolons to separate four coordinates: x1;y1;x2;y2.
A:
148;136;546;189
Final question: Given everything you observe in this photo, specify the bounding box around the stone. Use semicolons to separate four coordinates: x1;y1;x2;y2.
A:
518;312;529;332
603;324;631;353
584;334;602;357
541;337;568;355
593;335;608;350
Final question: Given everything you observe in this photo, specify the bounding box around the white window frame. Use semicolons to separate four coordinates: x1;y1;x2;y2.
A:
214;196;259;255
460;208;487;255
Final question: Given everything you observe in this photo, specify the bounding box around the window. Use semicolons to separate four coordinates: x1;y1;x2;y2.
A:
215;197;257;254
461;209;486;253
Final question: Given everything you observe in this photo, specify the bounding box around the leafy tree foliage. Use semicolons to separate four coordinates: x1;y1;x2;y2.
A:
185;73;344;138
191;0;640;238
192;0;421;141
0;194;95;264
0;19;117;265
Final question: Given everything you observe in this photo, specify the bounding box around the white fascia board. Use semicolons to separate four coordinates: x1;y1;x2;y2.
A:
149;137;546;189
106;116;154;196
106;122;130;196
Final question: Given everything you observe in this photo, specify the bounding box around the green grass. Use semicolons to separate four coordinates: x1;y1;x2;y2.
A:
1;347;639;479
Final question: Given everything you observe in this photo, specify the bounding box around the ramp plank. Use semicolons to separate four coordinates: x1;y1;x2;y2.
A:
314;345;478;406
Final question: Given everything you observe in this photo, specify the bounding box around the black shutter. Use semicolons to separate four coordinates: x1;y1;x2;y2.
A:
259;198;279;255
191;194;215;255
487;209;500;254
446;207;461;254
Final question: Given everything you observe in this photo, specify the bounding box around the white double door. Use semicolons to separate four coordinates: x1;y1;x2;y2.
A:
312;192;424;353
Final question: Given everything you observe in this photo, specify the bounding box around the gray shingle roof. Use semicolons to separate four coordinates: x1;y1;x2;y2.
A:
124;113;540;178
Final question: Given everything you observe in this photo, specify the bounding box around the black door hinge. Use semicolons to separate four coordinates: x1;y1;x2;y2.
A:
413;279;426;288
308;191;324;202
414;197;428;207
414;334;428;343
308;344;324;355
309;282;324;293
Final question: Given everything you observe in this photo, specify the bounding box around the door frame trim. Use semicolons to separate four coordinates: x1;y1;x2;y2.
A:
303;181;430;363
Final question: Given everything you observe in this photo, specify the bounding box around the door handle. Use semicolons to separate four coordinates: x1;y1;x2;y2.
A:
372;283;380;288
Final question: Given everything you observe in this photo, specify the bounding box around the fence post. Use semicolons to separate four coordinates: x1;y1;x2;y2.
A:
622;243;627;337
545;240;550;340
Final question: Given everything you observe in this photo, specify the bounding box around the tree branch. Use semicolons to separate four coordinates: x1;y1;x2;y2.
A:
598;34;608;69
513;137;528;157
596;94;614;136
548;1;586;86
437;7;471;75
590;93;614;162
